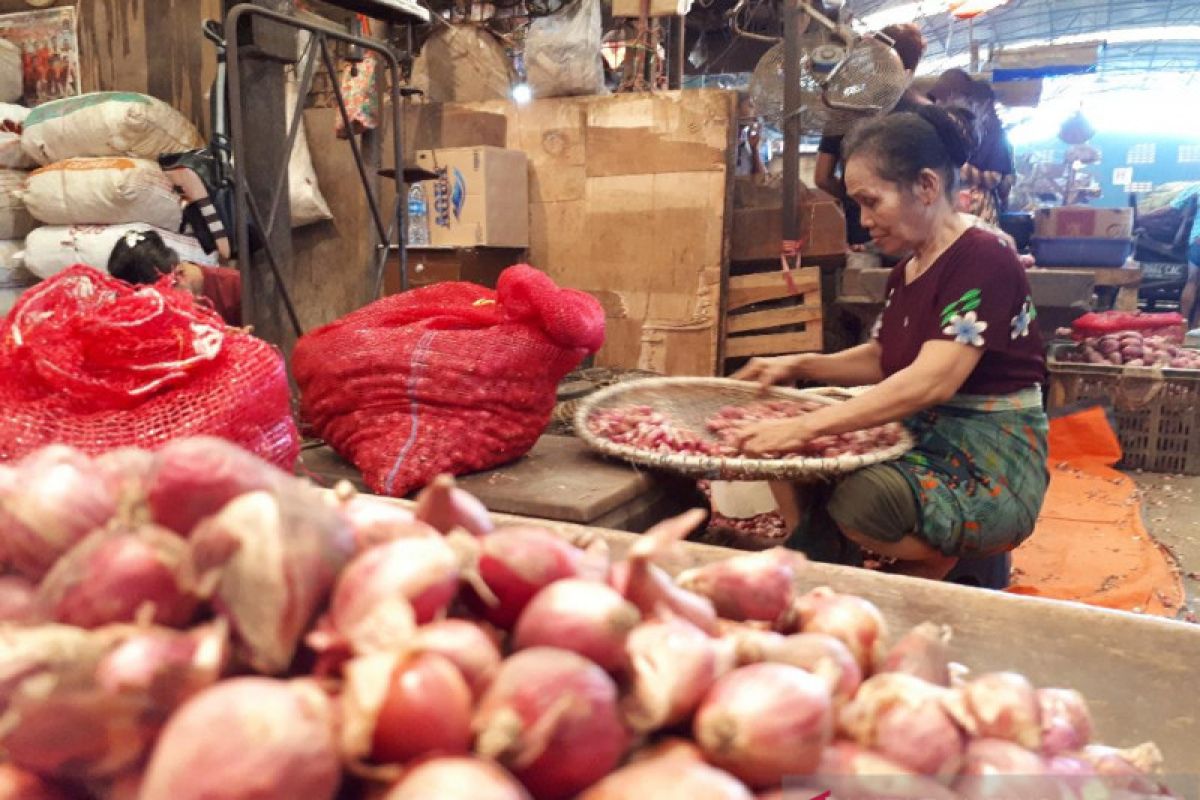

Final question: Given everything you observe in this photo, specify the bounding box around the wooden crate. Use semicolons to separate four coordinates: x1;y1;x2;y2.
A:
722;267;823;366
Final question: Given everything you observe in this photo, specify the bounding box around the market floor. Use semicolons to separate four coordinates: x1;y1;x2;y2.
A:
1132;471;1200;620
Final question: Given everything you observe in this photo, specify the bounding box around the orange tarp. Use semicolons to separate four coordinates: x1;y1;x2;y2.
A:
1007;406;1185;617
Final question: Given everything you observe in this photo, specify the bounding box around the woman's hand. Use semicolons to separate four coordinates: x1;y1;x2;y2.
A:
732;416;818;457
732;354;811;389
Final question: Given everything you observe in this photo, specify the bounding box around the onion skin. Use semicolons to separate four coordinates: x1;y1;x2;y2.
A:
93;623;228;701
410;619;502;698
693;663;833;788
879;622;953;686
35;524;198;629
622;616;735;733
614;510;719;635
942;672;1043;751
675;548;804;628
513;579;640;673
383;757;531;800
332;536;459;632
817;742;960;799
371;652;474;763
189;486;355;674
328;483;440;552
1038;687;1093;756
414;474;494;538
473;647;628;800
953;739;1061;800
793;587;887;674
0;445;116;580
475;527;585;629
140;678;341;800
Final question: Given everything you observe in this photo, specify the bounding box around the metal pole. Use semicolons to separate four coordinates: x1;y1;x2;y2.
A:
668;15;685;89
781;0;804;244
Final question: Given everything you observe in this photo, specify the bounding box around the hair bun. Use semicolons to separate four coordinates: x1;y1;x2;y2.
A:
915;104;975;167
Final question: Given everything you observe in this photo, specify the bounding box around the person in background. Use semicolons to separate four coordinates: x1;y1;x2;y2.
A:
734;105;1049;583
1169;183;1200;329
107;230;242;327
813;23;930;253
929;69;1015;225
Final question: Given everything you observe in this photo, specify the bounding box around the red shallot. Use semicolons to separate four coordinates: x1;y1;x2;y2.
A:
474;526;585;628
942;672;1043;750
409;619;502;698
145;436;291;536
818;742;961;799
0;764;71;800
693;663;833;788
327;481;441;551
615;509;719;635
140;678;341;800
0;575;35;622
838;672;964;776
744;631;863;704
1079;743;1166;794
341;651;473;764
35;523;198;629
622;615;735;733
953;739;1061;800
93;622;228;700
513;578;640;673
578;749;754;800
414;474;494;538
878;622;953;686
473;647;628;800
189;485;355;674
383;757;531;800
675;548;805;628
1038;687;1094;756
93;446;157;503
793;586;888;673
0;445;116;580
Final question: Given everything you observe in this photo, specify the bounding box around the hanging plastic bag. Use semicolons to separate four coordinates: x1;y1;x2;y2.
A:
524;0;607;99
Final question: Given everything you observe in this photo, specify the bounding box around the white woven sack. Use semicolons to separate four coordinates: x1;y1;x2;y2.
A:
21;157;182;230
21;91;204;166
0;103;33;169
23;223;216;281
0;41;21;104
0;170;34;240
285;74;332;228
0;239;37;316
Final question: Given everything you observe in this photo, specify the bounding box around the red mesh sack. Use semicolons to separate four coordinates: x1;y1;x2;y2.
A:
0;266;298;467
292;264;604;496
1071;311;1186;343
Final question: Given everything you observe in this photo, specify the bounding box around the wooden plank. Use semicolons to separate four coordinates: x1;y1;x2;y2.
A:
724;328;822;358
727;268;821;311
453;436;657;523
727;304;822;334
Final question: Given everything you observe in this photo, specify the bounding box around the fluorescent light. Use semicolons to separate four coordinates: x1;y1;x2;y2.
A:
512;83;532;104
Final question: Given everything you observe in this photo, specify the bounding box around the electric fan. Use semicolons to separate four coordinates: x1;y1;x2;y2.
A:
749;2;910;137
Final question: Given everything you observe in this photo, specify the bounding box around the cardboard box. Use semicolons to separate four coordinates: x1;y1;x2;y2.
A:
1034;206;1133;239
415;146;529;248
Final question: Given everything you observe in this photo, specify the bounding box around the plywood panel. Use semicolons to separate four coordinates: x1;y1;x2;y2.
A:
76;0;221;135
728;268;821;310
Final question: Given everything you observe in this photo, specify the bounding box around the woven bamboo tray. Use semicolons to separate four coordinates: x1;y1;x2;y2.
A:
574;377;913;481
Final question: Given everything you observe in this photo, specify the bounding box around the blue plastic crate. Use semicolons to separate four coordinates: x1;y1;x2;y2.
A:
1031;237;1134;268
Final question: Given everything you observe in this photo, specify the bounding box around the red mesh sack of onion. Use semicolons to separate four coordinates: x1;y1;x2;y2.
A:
292;265;605;497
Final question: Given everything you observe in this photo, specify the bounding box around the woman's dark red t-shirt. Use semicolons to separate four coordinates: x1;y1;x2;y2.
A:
871;226;1046;396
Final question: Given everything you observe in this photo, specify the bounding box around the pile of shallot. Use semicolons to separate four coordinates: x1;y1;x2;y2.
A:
0;439;1176;799
1060;332;1200;369
587;400;907;460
